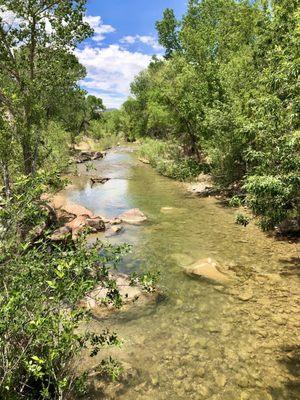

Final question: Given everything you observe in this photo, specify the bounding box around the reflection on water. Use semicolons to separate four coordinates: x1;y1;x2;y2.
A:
64;147;300;400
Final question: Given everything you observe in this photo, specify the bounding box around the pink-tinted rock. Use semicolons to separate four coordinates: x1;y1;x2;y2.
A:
66;215;105;239
62;203;94;218
110;218;122;225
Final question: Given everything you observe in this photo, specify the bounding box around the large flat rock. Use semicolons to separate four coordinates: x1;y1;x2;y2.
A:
183;258;231;284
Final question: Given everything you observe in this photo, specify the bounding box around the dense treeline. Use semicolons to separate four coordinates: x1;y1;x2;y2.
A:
119;0;300;231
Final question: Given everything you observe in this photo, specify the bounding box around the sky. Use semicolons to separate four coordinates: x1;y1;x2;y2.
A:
76;0;187;109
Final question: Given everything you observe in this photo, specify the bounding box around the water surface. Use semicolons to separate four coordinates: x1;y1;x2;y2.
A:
65;147;300;400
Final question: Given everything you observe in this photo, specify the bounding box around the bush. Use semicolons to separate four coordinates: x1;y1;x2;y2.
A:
138;139;205;181
0;173;130;399
235;213;250;227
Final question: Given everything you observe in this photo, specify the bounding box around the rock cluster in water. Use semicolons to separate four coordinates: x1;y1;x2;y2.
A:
48;188;148;241
75;150;105;164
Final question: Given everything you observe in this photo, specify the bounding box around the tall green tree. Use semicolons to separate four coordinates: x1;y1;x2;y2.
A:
0;0;92;177
156;8;182;58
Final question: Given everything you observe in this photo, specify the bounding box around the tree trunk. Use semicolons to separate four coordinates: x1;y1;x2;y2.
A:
1;162;11;198
22;139;33;176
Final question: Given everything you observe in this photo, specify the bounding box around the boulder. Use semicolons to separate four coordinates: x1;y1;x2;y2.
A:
61;202;94;218
183;258;231;284
110;217;122;225
119;208;147;225
50;225;72;241
55;208;76;224
85;217;106;231
66;215;105;239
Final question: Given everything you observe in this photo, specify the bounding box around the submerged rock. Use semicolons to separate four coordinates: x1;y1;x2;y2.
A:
160;207;186;214
171;253;195;267
79;273;157;316
183;258;231;284
105;225;124;237
119;208;147;225
238;288;254;301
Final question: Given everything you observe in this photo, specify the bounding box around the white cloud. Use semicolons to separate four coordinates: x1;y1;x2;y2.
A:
120;35;163;52
75;45;152;108
84;15;115;42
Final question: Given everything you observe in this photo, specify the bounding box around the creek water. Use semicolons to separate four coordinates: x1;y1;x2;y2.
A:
64;147;299;400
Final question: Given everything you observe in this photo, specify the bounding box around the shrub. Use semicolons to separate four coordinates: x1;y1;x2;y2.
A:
138;139;205;181
0;173;130;399
235;213;250;227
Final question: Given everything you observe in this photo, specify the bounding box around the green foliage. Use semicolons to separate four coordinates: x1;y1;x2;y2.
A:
42;122;72;171
0;0;92;176
130;271;160;293
0;163;134;400
96;357;124;382
121;0;300;230
235;213;250;227
228;195;243;208
87;117;124;150
156;8;182;58
0;171;65;256
138;139;205;181
0;237;128;399
0;172;133;399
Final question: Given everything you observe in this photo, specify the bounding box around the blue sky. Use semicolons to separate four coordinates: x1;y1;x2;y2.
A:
75;1;187;108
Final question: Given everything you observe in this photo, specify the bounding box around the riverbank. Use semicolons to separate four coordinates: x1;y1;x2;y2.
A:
137;139;300;237
56;145;300;400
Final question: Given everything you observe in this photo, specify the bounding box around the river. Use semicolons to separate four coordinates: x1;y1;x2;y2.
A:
63;146;299;400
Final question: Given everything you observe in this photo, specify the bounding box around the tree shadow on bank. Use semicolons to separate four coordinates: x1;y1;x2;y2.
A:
270;344;300;400
279;257;300;278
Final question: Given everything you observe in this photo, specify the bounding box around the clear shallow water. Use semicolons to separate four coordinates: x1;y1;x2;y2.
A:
64;147;300;400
